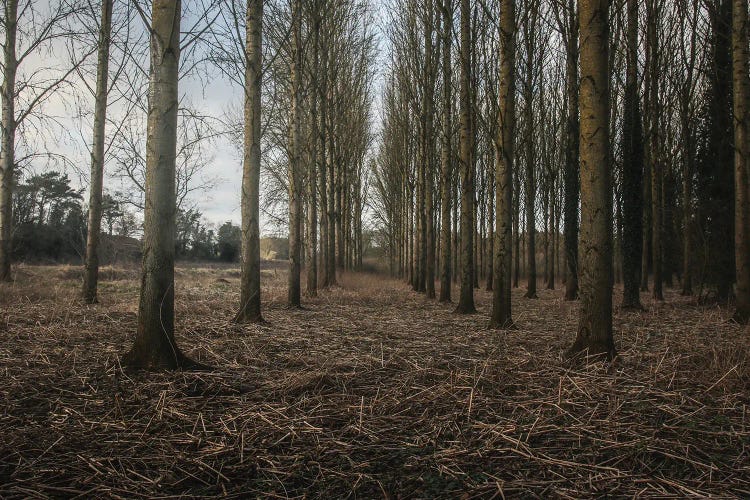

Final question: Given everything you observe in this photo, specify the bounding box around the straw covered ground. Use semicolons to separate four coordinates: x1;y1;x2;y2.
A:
1;263;749;498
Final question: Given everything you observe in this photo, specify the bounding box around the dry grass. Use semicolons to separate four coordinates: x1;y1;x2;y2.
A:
1;263;749;498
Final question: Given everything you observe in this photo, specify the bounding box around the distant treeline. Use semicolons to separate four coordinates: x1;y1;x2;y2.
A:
10;171;265;264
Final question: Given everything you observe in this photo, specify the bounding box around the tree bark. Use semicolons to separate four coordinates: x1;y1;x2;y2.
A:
645;0;664;301
124;0;202;370
235;0;264;323
733;0;750;322
621;0;644;310
424;0;436;299
0;0;18;283
454;0;476;314
566;0;615;360
563;0;579;301
490;0;515;329
306;11;320;298
438;0;452;302
82;0;114;304
523;6;537;299
287;0;302;308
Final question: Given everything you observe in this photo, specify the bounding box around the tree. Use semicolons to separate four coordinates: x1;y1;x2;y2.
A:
438;0;452;303
0;0;91;281
123;0;201;370
306;2;320;297
235;0;264;323
101;194;123;236
645;0;664;302
566;0;615;360
489;0;516;329
82;0;114;304
521;0;539;299
423;0;436;299
218;221;242;262
698;0;734;302
676;0;700;296
733;0;750;323
560;0;579;301
287;0;302;309
620;0;644;310
454;0;476;314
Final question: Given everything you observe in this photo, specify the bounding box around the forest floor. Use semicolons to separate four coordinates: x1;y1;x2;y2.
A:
1;263;749;498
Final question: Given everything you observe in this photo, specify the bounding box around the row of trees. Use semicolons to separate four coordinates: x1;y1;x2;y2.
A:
3;0;748;367
126;0;377;367
0;0;379;368
372;0;750;357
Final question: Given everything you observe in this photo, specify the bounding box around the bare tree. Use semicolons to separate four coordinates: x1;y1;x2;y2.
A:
82;0;114;304
733;0;750;322
287;0;302;308
566;0;615;360
235;0;264;323
489;0;516;329
454;0;475;314
0;0;92;281
620;0;644;310
438;0;452;303
123;0;202;370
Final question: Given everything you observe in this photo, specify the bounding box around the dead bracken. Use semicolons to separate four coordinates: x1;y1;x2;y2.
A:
1;264;748;498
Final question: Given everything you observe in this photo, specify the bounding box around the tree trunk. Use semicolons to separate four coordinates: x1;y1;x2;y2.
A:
513;170;520;288
319;18;329;288
563;0;579;301
235;0;264;323
0;0;18;283
706;0;734;302
424;0;435;298
621;0;644;310
326;95;336;286
733;0;750;322
306;13;320;298
438;0;452;302
680;126;693;295
124;0;201;370
486;156;495;292
547;174;555;289
82;0;114;304
566;0;615;360
646;0;664;302
523;13;537;300
641;152;651;291
490;0;515;329
336;158;344;270
287;0;302;308
454;0;476;314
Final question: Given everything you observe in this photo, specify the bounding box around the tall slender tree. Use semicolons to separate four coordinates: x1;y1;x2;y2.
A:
521;0;539;299
438;0;453;303
123;0;201;369
566;0;615;360
489;0;516;329
621;0;644;310
235;0;264;323
287;0;303;309
424;0;436;299
82;0;114;304
454;0;476;314
0;0;19;283
561;0;579;301
733;0;750;323
645;0;664;301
